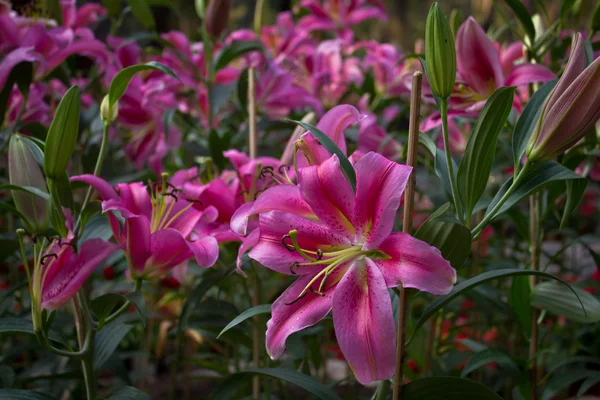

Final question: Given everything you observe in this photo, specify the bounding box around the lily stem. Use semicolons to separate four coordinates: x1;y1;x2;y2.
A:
471;161;532;240
393;71;422;400
439;97;463;221
529;193;541;400
74;121;110;235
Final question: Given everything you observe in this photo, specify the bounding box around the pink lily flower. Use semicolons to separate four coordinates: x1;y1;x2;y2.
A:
70;175;219;280
25;213;116;328
455;17;554;112
0;1;109;88
231;152;456;384
298;0;387;40
357;114;402;160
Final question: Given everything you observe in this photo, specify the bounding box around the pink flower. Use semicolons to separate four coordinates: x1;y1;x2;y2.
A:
231;152;456;384
0;1;109;88
298;0;387;40
70;175;219;280
357;114;401;160
455;17;554;112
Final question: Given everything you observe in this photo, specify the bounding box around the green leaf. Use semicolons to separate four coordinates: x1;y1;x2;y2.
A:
0;365;15;388
591;1;600;32
210;82;237;115
542;368;598;400
512;80;556;167
461;349;521;378
94;323;132;369
402;377;502;399
108;62;179;110
91;291;146;328
103;0;121;17
125;0;155;30
217;304;271;339
458;87;515;218
531;281;600;323
577;375;600;398
414;203;472;267
560;178;587;229
510;276;532;335
504;0;536;42
406;268;584;346
109;386;150;400
211;368;342;400
0;317;63;344
419;134;457;200
0;185;50;201
0;389;55;400
214;41;264;72
209;129;230;171
290;120;357;192
179;266;235;333
485;161;584;219
43;86;80;179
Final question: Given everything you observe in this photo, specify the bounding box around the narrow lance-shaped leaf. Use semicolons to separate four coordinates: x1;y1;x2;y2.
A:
108;62;179;110
512;80;557;167
485;161;584;220
217;304;272;339
213;41;264;72
406;268;585;346
125;0;156;30
402;377;503;400
457;86;515;218
560;178;587;229
504;0;536;42
44;86;80;179
289;120;357;192
531;282;600;323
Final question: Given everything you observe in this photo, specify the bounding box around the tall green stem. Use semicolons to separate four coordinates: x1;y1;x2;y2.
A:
75;121;110;234
471;161;532;240
440;98;463;221
74;291;97;400
529;193;541;400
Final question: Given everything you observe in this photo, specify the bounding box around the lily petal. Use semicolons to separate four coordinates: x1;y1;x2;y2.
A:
146;228;192;273
456;17;504;94
187;235;219;268
125;215;151;274
70;174;119;201
266;273;334;359
298;154;355;237
353;152;412;250
236;228;260;276
249;210;351;275
230;185;314;236
332;258;396;385
372;232;456;295
41;239;117;310
504;63;554;87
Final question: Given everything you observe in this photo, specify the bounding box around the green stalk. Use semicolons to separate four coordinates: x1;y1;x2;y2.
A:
74;121;110;235
529;193;541;400
471;161;532;240
439;98;463;221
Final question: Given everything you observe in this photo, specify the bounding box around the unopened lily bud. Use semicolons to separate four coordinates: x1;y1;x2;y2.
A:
527;33;600;161
8;134;49;233
100;94;118;123
449;9;462;38
205;0;230;39
425;2;457;99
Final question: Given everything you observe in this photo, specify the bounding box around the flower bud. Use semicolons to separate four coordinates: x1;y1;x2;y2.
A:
100;94;118;123
425;2;457;99
205;0;230;39
527;33;600;161
44;85;80;179
8;134;49;233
